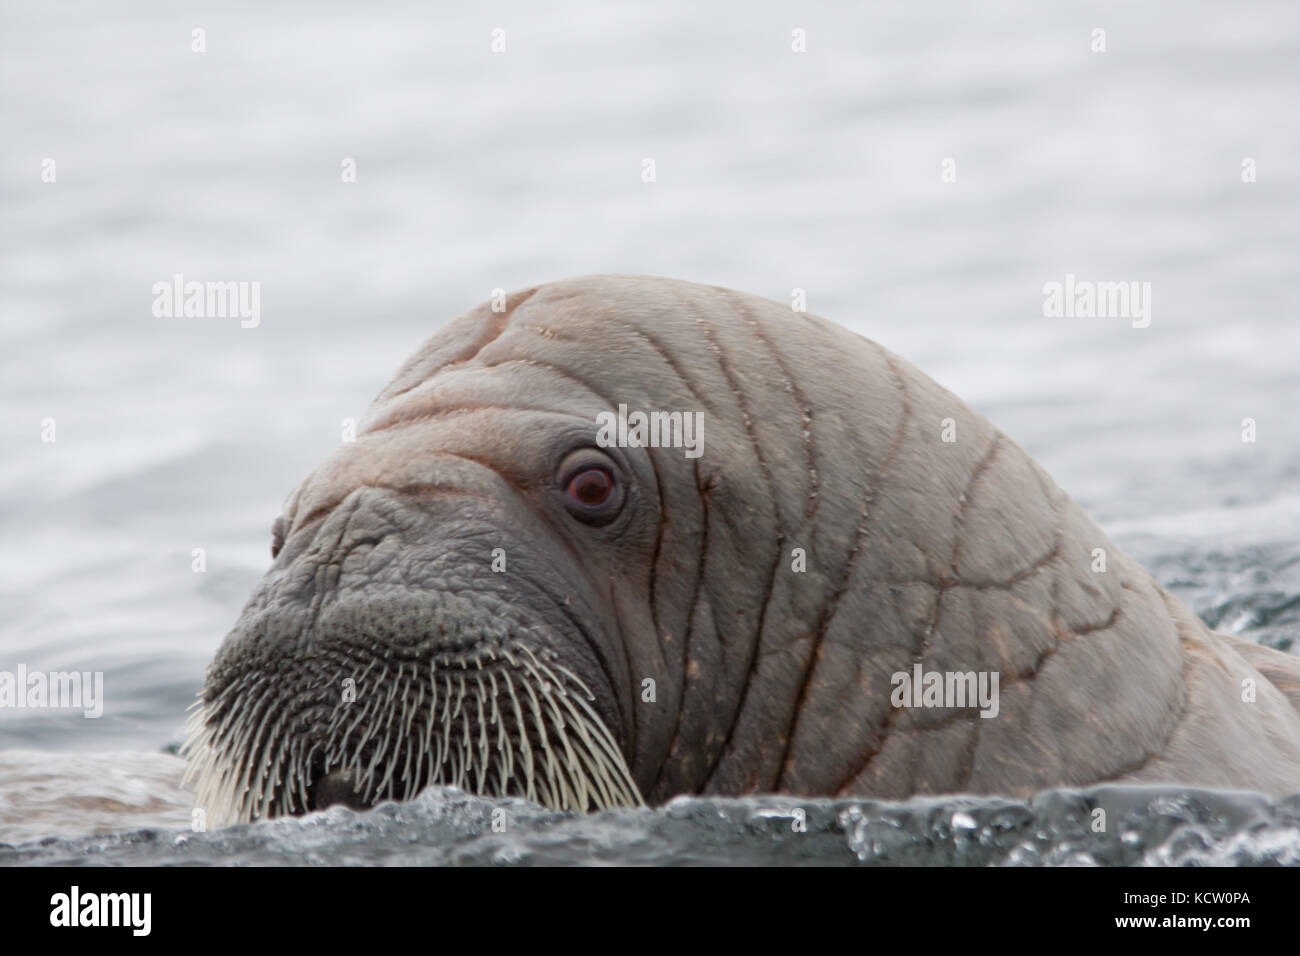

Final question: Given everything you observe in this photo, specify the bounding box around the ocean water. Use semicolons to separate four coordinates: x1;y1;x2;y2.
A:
6;784;1300;866
1;0;1298;860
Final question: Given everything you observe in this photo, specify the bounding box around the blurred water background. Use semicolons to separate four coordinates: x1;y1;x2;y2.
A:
1;0;1297;852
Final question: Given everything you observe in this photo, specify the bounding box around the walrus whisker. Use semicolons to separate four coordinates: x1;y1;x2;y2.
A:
295;739;315;812
453;673;467;720
363;667;403;787
437;671;454;773
231;693;281;819
402;679;427;803
531;682;569;808
487;670;515;787
237;708;279;819
370;729;401;803
545;694;588;809
545;673;622;807
348;667;389;762
434;681;449;780
271;744;295;817
516;670;562;807
185;706;248;825
457;693;473;790
187;622;644;825
416;664;438;788
551;701;614;808
373;663;417;801
393;661;415;788
206;678;260;772
521;655;590;808
538;655;641;803
325;663;378;763
371;712;406;804
446;736;460;791
344;693;382;790
567;698;636;805
501;669;535;804
473;668;490;794
179;710;211;797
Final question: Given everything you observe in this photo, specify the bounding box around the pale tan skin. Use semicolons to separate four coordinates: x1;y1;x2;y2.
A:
192;275;1300;821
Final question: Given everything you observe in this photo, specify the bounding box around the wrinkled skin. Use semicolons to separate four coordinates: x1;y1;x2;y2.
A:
190;275;1300;823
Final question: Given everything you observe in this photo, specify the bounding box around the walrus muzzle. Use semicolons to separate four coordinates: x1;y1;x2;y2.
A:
185;483;641;825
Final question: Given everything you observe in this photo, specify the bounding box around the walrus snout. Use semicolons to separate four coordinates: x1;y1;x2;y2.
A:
184;482;641;826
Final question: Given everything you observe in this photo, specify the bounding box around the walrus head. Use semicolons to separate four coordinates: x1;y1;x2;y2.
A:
187;276;741;825
184;273;1081;825
190;274;1300;825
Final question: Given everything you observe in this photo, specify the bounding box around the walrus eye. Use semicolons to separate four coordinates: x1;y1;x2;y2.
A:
556;451;624;525
567;468;614;508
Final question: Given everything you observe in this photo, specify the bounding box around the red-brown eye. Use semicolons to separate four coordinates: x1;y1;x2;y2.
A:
556;450;624;526
566;467;614;508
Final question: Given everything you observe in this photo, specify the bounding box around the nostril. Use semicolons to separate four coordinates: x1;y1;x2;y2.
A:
309;769;369;812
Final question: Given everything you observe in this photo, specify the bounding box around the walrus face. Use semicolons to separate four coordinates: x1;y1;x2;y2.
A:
184;405;652;824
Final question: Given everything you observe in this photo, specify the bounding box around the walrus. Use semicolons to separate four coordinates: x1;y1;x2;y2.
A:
185;274;1300;825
